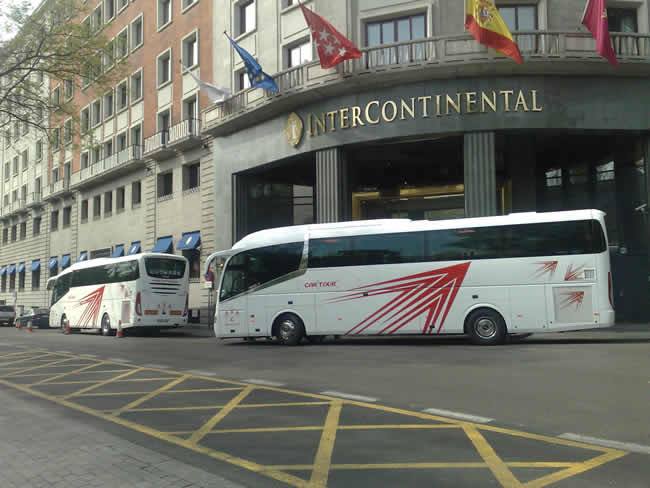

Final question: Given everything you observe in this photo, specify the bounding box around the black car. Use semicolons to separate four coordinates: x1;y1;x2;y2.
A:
15;308;50;329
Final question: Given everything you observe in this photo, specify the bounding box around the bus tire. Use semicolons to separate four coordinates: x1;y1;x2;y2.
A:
101;314;114;337
466;308;507;346
273;314;305;346
307;335;326;344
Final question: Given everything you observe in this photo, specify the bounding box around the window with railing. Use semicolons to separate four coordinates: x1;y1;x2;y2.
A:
286;39;312;68
365;14;427;66
498;4;537;52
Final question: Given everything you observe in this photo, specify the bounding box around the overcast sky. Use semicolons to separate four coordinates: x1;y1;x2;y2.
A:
0;0;40;41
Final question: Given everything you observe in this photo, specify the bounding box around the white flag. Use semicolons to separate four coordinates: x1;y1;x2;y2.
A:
181;64;231;103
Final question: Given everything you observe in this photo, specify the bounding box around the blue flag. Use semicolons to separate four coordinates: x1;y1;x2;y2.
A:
226;34;279;93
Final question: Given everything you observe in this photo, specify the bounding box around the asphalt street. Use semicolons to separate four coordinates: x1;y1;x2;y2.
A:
0;325;648;487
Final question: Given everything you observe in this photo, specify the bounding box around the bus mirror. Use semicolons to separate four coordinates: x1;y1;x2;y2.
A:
46;278;56;291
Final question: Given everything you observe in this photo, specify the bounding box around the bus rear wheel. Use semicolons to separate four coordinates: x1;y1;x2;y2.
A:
274;314;305;346
101;314;114;337
466;308;507;346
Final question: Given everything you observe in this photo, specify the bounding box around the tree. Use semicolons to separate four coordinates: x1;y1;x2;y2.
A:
0;0;125;137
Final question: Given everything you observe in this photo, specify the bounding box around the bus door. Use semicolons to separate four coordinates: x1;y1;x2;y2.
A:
218;253;249;337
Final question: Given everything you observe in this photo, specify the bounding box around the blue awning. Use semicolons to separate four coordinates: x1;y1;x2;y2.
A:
7;264;16;275
128;241;141;255
0;267;5;276
78;251;88;262
112;244;125;258
48;257;58;270
151;236;174;254
31;260;40;272
17;262;25;274
176;231;201;251
61;254;71;269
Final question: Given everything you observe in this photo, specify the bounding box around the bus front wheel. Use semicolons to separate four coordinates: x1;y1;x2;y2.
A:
466;308;507;346
101;314;114;337
274;314;305;346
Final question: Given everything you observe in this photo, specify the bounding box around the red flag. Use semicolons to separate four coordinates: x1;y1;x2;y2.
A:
581;0;618;66
299;3;362;69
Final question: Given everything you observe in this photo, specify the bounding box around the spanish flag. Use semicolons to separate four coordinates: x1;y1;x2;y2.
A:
465;0;523;64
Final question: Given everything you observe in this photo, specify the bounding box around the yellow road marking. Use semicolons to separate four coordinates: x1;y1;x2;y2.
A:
64;368;144;399
215;426;324;434
238;402;331;409
30;361;112;386
163;424;462;436
76;391;152;397
524;451;627;488
188;385;255;445
165;387;245;394
464;424;522;488
112;375;190;416
0;378;307;488
268;462;581;471
75;369;133;375
2;356;77;378
122;405;226;413
36;380;100;385
309;400;342;487
0;350;42;360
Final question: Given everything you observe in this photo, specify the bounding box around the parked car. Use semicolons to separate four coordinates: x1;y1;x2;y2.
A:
0;305;16;326
15;308;50;329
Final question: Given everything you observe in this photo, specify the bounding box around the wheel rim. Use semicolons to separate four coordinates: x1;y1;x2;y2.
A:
475;317;497;340
279;319;296;341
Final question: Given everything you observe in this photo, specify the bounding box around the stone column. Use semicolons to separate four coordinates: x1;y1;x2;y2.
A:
232;174;248;243
464;132;497;217
316;147;348;223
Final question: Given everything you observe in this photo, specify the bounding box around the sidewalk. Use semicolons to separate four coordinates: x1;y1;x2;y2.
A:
0;389;244;488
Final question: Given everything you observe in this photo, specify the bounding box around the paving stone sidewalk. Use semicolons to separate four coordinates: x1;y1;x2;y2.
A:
0;388;244;488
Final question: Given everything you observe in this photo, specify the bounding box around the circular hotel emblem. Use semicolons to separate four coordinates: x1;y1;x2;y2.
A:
285;112;304;148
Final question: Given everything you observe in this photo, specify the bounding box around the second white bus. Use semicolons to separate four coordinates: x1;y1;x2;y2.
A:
205;210;614;346
48;253;189;335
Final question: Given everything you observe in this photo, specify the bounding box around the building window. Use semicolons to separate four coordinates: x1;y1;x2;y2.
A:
81;151;89;169
608;8;638;32
3;162;8;180
132;181;141;206
51;128;60;150
104;191;113;215
93;195;101;218
366;13;426;46
21;150;28;171
81;107;90;133
33;217;41;236
117;186;125;211
64;119;73;145
105;0;116;21
104;90;114;118
131;69;143;102
182;31;198;68
50;210;59;231
158;109;171;132
183;95;197;120
117;132;127;152
103;39;115;70
282;0;296;8
158;0;172;29
238;0;256;36
287;39;312;68
116;80;129;110
92;146;102;164
81;199;89;221
52;167;59;183
22;120;29;135
1;228;7;243
12;156;18;175
35;140;43;161
104;139;113;158
131;124;142;146
157;50;171;86
499;5;537;31
92;99;102;126
131;15;144;50
118;0;128;12
116;28;129;58
236;69;251;91
10;225;16;242
63;206;71;227
32;267;40;290
18;267;25;291
9;271;15;291
183;162;200;191
51;86;61;106
19;222;26;240
64;79;74;100
182;0;197;10
158;171;173;198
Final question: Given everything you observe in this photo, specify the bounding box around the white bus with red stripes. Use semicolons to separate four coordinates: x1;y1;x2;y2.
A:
47;253;189;335
205;210;614;346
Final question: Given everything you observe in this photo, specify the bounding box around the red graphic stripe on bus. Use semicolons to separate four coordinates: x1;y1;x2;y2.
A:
564;264;585;281
73;286;105;328
559;291;585;310
331;263;470;335
534;261;558;279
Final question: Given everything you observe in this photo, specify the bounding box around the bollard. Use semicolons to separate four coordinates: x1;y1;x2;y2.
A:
64;318;71;335
26;321;33;333
116;320;124;338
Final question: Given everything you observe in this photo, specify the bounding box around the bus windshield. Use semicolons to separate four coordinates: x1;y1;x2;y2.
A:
144;257;186;279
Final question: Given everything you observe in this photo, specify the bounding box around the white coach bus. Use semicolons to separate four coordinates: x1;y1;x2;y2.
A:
48;253;189;335
205;210;614;346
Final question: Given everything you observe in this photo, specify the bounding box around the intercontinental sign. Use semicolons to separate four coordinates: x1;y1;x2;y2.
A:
285;89;543;145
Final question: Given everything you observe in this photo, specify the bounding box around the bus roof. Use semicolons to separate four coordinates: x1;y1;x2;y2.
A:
229;210;605;251
52;252;186;280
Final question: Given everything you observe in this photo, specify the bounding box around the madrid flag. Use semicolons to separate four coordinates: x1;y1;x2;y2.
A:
300;3;362;69
581;0;618;65
465;0;523;64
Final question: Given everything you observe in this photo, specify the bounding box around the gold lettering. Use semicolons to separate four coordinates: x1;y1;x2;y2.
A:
481;91;497;113
531;90;543;112
339;107;350;129
307;114;314;137
381;101;398;122
445;93;461;115
465;92;477;114
418;96;432;118
365;100;380;125
435;95;442;117
500;90;514;112
326;111;337;132
400;97;416;120
313;113;326;135
351;106;365;127
514;90;530;112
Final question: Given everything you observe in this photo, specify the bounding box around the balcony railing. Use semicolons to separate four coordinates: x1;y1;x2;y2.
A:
75;145;143;187
168;118;202;150
143;130;175;161
203;30;650;130
26;192;42;207
48;177;70;197
6;199;25;214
